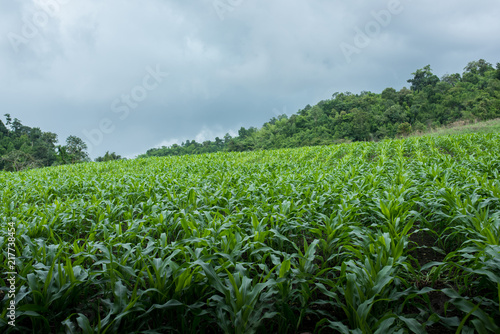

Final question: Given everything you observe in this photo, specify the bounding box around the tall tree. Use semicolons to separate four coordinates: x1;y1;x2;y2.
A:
463;59;493;76
407;65;440;92
65;136;89;163
96;151;122;162
1;150;40;172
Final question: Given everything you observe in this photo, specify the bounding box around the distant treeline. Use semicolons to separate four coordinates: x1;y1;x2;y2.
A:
0;115;122;172
140;59;500;158
0;115;87;171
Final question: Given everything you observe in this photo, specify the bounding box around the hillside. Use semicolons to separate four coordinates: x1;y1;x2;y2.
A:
2;59;499;171
141;59;500;158
1;133;499;333
0;115;91;172
412;118;500;137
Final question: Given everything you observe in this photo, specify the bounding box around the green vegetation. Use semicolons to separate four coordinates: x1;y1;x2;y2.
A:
95;151;123;163
1;133;500;333
0;114;125;171
413;118;500;137
141;59;500;158
0;114;90;171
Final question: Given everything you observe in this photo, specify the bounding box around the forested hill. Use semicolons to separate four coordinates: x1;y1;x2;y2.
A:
0;115;90;171
141;59;500;158
0;117;126;171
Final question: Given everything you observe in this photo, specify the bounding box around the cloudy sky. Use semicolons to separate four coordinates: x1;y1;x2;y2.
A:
1;0;499;158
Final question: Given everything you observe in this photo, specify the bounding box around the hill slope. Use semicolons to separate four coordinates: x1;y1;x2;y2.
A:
142;59;500;158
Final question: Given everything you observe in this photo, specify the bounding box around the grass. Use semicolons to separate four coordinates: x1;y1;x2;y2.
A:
412;118;500;137
1;133;500;333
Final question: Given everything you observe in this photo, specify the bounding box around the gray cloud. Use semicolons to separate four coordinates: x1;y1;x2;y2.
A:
1;0;499;158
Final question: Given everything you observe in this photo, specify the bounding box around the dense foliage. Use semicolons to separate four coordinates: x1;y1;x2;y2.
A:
1;133;500;333
0;114;90;171
141;59;500;158
95;151;123;162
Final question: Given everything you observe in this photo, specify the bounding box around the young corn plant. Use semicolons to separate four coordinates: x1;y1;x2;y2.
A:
197;260;277;334
1;132;500;332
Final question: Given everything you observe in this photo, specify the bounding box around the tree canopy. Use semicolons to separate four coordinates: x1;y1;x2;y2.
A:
95;151;123;162
0;115;90;171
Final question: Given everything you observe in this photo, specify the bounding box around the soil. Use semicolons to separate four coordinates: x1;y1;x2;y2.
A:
408;228;458;334
408;229;446;266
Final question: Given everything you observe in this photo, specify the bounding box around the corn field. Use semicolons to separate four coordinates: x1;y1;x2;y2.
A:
1;133;500;333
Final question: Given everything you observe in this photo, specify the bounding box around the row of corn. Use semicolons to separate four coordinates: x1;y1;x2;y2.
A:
1;133;499;333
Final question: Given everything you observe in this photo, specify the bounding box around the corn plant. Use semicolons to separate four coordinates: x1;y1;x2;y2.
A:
1;132;500;332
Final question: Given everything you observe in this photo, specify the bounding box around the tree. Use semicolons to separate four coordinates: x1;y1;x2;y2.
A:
397;122;412;136
33;131;58;166
4;114;12;127
381;87;397;101
407;65;440;91
412;121;426;133
310;105;324;125
464;59;493;76
384;105;408;123
0;119;8;136
223;133;232;145
64;136;89;163
351;108;371;141
1;150;40;172
11;118;23;134
462;60;494;85
0;114;95;170
56;145;69;164
238;127;249;139
215;137;224;149
441;73;461;87
397;87;413;107
96;151;122;162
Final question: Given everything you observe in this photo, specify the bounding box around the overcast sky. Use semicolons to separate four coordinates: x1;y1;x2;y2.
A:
1;0;499;158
